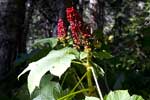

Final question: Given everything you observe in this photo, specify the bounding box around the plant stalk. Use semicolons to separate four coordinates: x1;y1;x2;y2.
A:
85;49;94;95
87;67;93;95
70;71;87;93
90;67;103;100
57;89;90;100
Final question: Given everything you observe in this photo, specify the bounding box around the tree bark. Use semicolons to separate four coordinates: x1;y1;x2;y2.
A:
0;0;26;96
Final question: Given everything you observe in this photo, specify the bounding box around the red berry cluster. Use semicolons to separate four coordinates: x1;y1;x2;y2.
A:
57;6;92;49
66;7;92;47
66;7;81;45
57;18;67;40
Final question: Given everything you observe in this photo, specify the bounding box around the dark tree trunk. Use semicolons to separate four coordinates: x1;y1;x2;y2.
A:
0;0;26;96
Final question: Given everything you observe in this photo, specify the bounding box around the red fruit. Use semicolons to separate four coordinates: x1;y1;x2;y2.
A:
57;18;67;40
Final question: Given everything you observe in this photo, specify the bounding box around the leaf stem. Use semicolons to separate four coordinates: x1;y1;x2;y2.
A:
73;68;86;91
70;71;87;93
90;67;103;100
72;60;83;65
61;69;69;87
57;89;90;100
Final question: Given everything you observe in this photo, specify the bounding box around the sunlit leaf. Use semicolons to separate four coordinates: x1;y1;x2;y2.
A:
104;90;144;100
105;90;130;100
18;47;78;94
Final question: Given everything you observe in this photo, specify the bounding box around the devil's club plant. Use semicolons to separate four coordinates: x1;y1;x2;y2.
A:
18;5;144;100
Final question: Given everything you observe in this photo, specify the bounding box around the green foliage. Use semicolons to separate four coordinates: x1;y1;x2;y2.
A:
92;62;105;77
104;90;144;100
130;95;145;100
80;52;88;60
84;90;144;100
93;50;112;60
33;38;58;49
18;47;78;94
32;74;67;100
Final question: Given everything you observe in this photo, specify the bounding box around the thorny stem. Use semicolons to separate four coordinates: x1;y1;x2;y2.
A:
87;67;93;95
85;48;104;100
85;49;94;95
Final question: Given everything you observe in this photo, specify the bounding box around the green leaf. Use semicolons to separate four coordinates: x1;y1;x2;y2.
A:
33;75;61;100
33;37;58;48
80;52;88;60
104;90;144;100
105;90;130;100
85;96;100;100
92;62;105;77
18;47;78;94
93;50;112;60
130;95;144;100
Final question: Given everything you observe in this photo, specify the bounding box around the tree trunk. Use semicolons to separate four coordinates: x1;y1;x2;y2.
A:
0;0;26;96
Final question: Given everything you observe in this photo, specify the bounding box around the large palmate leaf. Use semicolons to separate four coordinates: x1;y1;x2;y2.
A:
18;47;79;94
104;90;144;100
